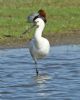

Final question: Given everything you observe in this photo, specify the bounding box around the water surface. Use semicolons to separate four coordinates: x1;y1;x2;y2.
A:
0;45;80;100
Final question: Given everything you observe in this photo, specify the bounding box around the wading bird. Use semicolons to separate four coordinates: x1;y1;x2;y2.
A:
27;10;50;75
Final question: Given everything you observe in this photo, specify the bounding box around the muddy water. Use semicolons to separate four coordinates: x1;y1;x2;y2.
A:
0;45;80;100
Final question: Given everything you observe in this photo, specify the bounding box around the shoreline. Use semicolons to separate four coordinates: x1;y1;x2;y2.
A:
0;30;80;49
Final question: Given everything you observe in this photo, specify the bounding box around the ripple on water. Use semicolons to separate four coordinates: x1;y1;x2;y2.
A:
0;45;80;100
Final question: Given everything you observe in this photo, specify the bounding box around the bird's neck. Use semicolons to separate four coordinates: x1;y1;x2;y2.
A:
34;25;45;40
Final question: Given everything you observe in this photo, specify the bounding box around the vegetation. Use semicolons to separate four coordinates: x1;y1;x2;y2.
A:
0;0;80;42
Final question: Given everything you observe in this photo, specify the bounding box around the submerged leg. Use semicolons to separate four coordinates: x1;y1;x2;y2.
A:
29;50;39;76
34;59;39;76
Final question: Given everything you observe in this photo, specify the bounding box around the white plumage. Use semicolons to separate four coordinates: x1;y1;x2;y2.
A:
29;18;50;75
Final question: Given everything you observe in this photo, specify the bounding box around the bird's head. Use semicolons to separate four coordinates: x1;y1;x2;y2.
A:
27;9;47;23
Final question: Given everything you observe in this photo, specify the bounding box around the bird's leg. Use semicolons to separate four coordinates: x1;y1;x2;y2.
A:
30;51;39;76
34;59;39;76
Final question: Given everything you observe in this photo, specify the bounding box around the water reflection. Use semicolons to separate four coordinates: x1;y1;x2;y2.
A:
0;45;80;100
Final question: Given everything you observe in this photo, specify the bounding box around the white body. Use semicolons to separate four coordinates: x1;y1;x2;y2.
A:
29;18;50;60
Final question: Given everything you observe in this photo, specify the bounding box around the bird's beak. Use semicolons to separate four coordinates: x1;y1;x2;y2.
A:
22;24;36;35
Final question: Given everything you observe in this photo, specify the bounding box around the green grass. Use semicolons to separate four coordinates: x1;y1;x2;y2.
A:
0;0;80;38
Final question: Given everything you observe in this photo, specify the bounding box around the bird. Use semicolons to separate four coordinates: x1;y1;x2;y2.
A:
28;10;50;76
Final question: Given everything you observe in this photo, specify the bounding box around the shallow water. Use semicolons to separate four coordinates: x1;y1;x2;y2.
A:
0;45;80;100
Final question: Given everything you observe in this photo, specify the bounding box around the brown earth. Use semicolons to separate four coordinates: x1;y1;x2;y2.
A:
0;30;80;49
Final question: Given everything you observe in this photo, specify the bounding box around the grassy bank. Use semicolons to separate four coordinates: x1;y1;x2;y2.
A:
0;0;80;47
